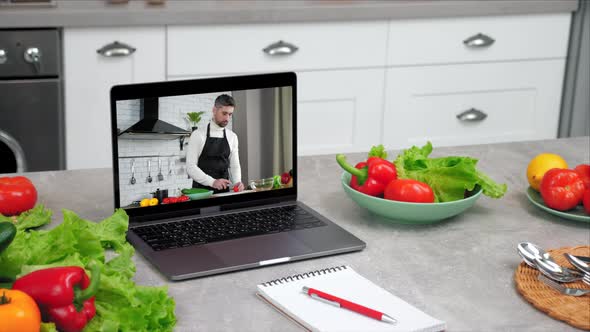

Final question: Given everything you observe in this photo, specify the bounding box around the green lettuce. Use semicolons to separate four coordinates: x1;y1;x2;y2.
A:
0;207;176;332
394;142;507;202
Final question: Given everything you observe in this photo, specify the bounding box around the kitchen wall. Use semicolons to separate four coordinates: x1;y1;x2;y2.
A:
115;92;230;206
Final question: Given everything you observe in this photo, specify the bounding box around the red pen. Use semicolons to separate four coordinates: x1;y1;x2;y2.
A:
302;286;397;324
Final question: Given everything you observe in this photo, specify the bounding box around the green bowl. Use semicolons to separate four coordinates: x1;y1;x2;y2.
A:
186;190;213;200
341;172;482;224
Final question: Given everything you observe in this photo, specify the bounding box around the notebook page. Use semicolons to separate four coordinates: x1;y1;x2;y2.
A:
257;266;445;332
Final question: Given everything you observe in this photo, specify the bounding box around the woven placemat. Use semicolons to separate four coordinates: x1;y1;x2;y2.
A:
515;245;590;330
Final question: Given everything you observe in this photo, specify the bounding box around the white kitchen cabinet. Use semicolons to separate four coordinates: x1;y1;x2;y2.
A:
64;27;165;169
167;22;388;78
383;59;566;148
387;14;570;66
297;69;385;156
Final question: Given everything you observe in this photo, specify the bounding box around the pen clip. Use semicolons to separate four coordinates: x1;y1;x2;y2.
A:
310;293;341;307
302;287;342;308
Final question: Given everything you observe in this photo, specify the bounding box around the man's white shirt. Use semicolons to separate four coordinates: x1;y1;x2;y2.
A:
186;120;241;187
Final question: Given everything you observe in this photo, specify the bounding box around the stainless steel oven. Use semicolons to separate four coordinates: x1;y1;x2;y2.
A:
0;28;64;173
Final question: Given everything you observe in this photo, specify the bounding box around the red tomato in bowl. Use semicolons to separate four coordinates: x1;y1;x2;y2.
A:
574;164;590;189
0;176;38;216
583;189;590;215
384;179;435;203
540;168;585;211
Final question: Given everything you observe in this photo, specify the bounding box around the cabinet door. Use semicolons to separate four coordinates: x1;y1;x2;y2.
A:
297;69;385;156
64;27;165;169
383;60;565;148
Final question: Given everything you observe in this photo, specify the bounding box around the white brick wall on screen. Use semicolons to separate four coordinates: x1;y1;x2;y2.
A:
115;92;231;206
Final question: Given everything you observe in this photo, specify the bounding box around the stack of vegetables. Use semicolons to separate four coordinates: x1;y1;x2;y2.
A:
337;142;507;203
0;177;176;332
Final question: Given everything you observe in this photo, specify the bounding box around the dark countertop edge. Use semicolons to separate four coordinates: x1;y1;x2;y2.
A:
0;0;579;28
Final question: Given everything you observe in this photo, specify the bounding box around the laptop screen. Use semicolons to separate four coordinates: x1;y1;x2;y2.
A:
110;73;297;218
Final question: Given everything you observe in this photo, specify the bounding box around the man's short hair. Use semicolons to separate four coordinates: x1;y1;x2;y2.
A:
214;94;235;108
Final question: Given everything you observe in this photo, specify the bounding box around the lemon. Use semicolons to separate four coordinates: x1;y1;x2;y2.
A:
526;153;568;190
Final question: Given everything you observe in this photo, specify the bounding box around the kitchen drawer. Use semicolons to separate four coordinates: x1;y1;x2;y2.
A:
383;60;565;148
388;14;570;66
167;22;388;77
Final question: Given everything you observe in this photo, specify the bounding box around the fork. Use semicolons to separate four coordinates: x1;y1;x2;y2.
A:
538;274;590;296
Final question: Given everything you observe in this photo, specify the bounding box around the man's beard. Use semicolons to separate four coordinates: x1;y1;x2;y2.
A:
216;120;228;127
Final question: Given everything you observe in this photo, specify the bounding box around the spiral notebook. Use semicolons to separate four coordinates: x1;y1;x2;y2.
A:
256;265;446;332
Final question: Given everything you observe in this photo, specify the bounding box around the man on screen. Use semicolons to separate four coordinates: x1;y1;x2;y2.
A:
186;94;244;194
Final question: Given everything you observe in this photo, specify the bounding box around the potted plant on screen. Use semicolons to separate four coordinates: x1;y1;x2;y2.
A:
186;111;204;131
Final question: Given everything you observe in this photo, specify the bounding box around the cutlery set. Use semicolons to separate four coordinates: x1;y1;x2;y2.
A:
517;242;590;296
128;158;180;185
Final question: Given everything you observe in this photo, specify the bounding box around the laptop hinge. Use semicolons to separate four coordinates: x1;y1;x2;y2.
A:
200;205;221;215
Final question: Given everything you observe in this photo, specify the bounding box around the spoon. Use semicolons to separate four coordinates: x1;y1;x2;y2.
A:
517;242;554;268
535;257;584;283
130;159;136;185
564;253;590;275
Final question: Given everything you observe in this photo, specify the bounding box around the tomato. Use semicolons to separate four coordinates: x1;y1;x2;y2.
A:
178;195;190;202
233;184;239;192
384;179;435;203
583;189;590;215
574;164;590;189
540;168;585;211
0;176;37;216
162;197;171;204
281;172;291;185
0;288;41;332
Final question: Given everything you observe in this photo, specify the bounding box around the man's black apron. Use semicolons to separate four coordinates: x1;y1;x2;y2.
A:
192;123;230;194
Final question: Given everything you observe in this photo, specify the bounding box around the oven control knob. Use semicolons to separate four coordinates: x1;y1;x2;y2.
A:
24;47;42;72
0;49;6;64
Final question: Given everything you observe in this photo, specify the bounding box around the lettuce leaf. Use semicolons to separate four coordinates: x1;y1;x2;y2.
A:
395;142;507;202
368;145;388;159
0;204;52;231
0;207;176;332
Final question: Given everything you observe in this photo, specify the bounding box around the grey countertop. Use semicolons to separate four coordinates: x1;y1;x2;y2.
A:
14;136;590;331
0;0;579;28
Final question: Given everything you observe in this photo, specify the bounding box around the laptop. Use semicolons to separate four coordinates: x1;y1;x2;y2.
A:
110;72;365;280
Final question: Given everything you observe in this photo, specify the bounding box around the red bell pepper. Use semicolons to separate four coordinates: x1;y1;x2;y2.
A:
336;154;397;196
12;264;100;332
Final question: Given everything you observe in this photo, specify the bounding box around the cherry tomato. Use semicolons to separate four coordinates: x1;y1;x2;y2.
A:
178;195;190;202
162;197;170;204
583;189;590;215
233;184;239;192
574;164;590;189
540;168;585;211
384;179;435;203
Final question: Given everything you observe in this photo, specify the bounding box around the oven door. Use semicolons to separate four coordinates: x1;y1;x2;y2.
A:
0;79;64;172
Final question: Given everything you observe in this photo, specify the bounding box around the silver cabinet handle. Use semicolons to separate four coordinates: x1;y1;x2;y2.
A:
262;40;298;56
457;108;487;122
97;41;136;57
0;49;6;64
463;33;495;48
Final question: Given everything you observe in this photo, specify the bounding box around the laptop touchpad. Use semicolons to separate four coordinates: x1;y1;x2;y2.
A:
210;233;312;266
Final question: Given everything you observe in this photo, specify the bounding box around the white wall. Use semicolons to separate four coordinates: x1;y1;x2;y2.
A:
114;92;230;206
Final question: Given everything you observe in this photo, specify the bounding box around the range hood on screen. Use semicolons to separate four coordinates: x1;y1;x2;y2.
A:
118;97;190;140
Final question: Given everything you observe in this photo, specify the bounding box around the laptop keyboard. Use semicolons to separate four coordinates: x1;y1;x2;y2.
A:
131;205;326;251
